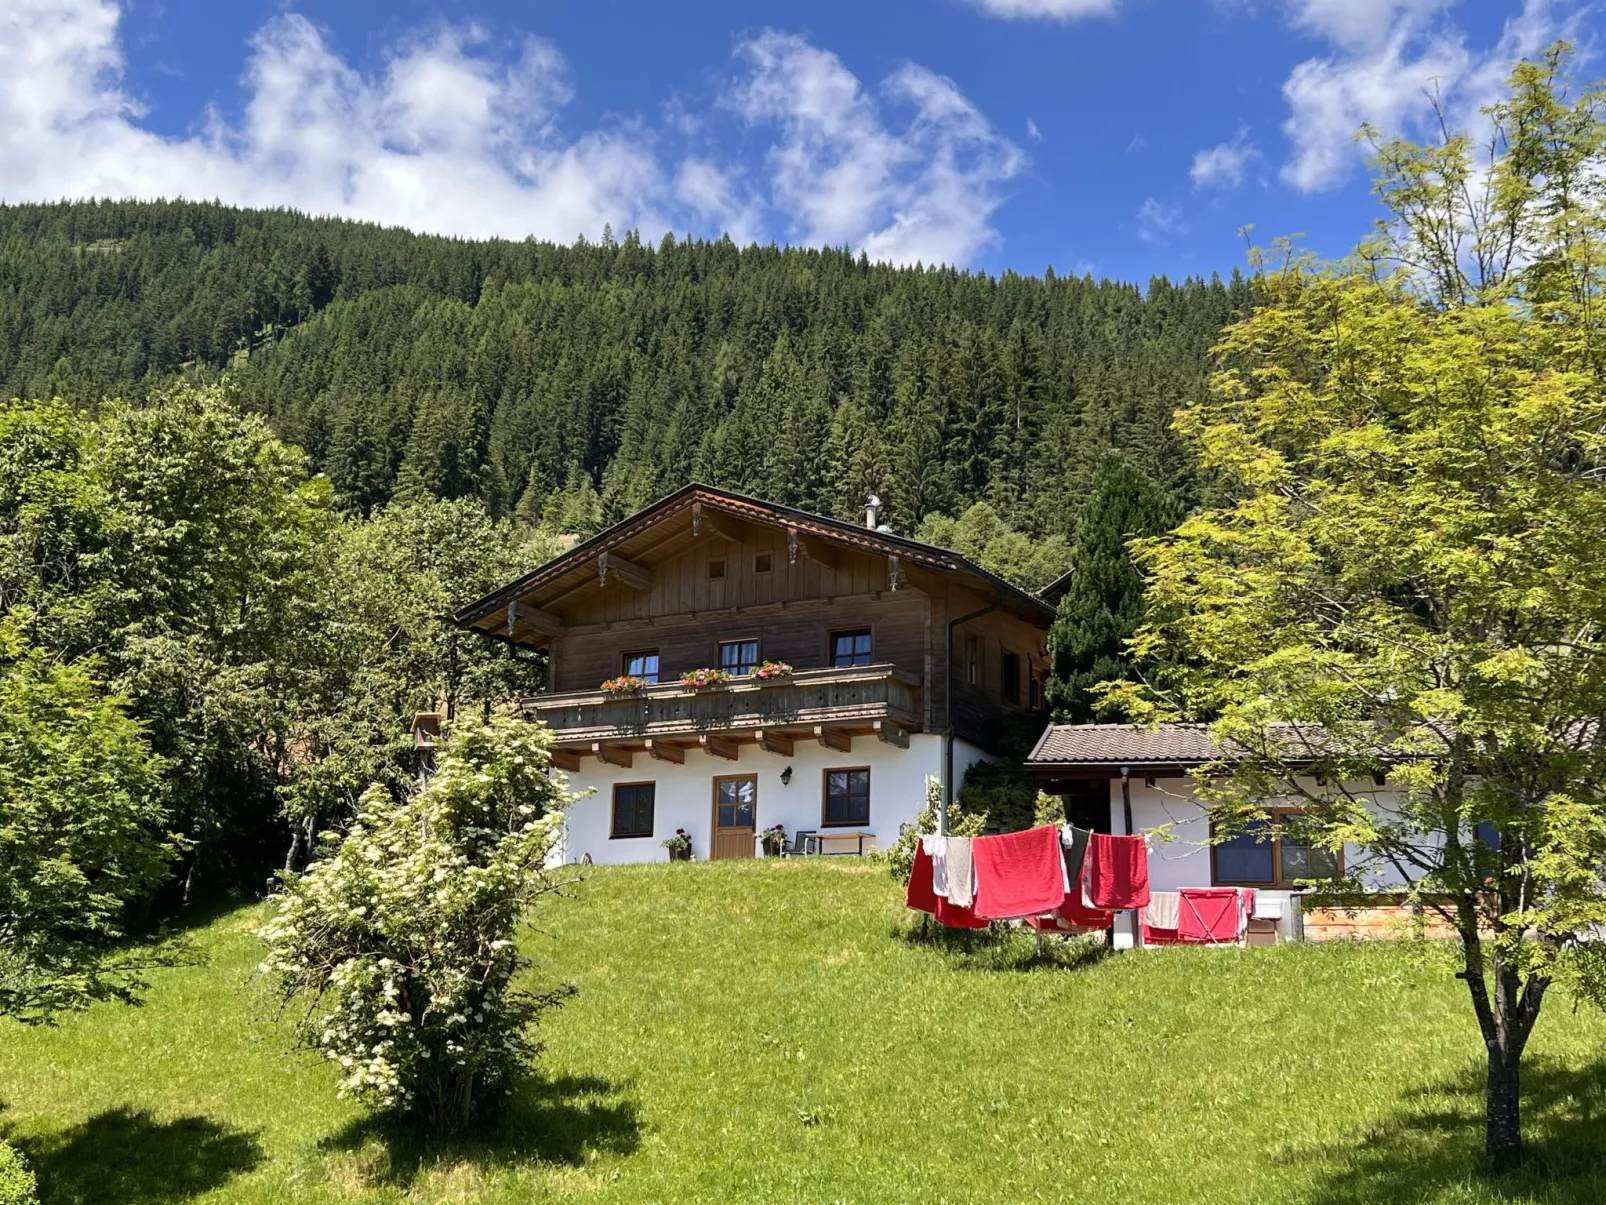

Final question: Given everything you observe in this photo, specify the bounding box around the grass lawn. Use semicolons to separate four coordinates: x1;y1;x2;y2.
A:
2;860;1605;1204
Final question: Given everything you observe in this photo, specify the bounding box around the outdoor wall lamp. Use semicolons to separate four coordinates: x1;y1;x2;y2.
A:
781;766;793;786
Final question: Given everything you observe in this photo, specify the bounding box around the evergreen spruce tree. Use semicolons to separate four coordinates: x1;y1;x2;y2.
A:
1045;455;1181;721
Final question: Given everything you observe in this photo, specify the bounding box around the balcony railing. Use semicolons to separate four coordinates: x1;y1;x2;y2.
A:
523;663;922;747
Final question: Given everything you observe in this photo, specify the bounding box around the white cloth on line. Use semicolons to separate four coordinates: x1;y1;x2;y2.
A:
946;837;975;908
1145;890;1180;930
923;834;950;898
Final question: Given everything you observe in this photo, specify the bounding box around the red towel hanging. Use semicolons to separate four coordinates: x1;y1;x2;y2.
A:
971;825;1067;921
905;840;938;916
1085;833;1151;910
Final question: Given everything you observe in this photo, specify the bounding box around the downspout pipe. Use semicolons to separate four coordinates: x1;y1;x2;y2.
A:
942;599;1005;836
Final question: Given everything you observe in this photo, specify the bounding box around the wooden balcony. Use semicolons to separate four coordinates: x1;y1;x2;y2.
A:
522;663;923;770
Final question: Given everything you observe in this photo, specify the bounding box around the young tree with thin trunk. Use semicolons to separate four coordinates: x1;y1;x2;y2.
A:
1107;45;1606;1169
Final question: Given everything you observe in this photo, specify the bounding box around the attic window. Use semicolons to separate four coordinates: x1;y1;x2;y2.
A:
754;553;773;574
709;559;726;581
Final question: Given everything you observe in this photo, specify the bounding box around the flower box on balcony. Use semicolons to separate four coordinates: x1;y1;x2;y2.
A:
600;674;652;696
679;667;731;689
751;660;794;681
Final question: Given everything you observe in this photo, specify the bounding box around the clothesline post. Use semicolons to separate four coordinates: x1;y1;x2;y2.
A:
1118;767;1142;952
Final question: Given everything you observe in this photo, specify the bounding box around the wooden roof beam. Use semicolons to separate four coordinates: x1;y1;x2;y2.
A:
507;599;564;638
758;730;794;757
552;750;582;773
788;526;838;570
814;725;852;754
874;720;909;749
593;742;633;768
646;739;685;764
598;551;653;591
692;500;745;543
700;734;740;761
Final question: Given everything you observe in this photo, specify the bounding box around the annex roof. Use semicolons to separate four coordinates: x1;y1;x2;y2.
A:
1026;722;1336;774
455;482;1057;642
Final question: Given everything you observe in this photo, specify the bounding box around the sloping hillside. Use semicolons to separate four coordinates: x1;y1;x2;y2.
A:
2;861;1602;1203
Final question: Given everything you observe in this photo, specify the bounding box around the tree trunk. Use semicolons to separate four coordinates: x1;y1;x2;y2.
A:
1485;1045;1523;1170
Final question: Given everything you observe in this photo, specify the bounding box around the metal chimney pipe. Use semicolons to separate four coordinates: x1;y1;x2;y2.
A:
865;493;881;530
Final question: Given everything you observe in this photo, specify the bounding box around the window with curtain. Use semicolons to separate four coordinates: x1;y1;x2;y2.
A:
831;629;873;667
719;639;759;675
824;768;870;826
611;783;655;839
621;650;659;683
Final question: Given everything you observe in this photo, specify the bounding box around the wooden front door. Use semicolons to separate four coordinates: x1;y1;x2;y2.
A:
711;775;757;860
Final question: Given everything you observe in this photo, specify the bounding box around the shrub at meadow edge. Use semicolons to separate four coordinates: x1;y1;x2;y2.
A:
258;715;584;1134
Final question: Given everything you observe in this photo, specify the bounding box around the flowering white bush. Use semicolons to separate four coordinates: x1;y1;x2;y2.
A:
258;714;582;1132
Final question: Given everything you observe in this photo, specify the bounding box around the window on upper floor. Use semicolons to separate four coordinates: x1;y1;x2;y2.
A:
719;639;759;676
1001;651;1021;704
831;628;873;668
824;767;870;827
965;635;981;686
611;783;656;839
1029;674;1041;709
621;650;659;683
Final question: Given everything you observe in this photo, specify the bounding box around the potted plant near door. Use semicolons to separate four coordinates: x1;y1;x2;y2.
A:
662;829;693;862
761;824;788;858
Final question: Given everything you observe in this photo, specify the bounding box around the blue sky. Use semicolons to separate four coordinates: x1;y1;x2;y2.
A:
2;1;1588;282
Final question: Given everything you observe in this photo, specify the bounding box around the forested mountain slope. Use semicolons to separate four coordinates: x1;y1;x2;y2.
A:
0;199;1248;538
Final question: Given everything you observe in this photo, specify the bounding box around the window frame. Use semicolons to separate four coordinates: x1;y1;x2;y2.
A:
1210;808;1344;888
822;766;871;828
754;552;773;574
1001;649;1022;704
708;558;726;580
965;634;981;686
829;627;874;669
610;781;657;840
620;649;660;684
717;637;760;676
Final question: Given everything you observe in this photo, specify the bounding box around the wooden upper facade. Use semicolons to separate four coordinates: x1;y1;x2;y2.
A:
456;484;1055;768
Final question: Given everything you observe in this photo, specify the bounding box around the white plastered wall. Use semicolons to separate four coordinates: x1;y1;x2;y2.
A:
553;732;950;865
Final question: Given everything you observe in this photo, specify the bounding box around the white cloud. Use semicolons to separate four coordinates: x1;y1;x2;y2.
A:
1136;197;1188;244
0;3;1023;267
0;1;667;242
1026;116;1043;141
1191;125;1260;190
1276;0;1568;193
724;31;1026;266
965;0;1121;19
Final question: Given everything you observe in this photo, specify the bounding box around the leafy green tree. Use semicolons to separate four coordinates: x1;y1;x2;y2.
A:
259;714;579;1133
0;620;174;1023
1109;45;1606;1167
914;501;1072;593
283;498;554;869
1045;456;1181;721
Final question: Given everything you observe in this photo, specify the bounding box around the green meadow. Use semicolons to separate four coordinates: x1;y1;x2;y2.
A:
2;860;1603;1204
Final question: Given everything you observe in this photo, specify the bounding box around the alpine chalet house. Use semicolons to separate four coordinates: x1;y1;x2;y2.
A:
456;485;1055;864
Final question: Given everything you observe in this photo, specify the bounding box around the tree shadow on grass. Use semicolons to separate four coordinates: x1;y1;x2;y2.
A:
319;1073;642;1191
895;917;1112;972
11;1107;263;1205
1296;1056;1606;1205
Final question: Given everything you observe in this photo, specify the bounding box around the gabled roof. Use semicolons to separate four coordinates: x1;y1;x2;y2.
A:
455;482;1057;639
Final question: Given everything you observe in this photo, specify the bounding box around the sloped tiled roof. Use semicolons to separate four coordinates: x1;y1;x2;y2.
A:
1027;722;1335;769
1027;723;1224;767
